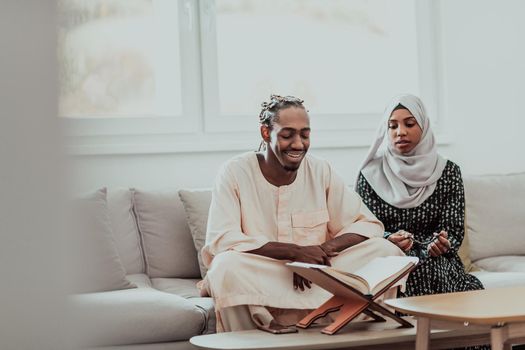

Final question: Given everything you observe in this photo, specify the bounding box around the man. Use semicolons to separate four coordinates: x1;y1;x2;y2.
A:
201;95;403;333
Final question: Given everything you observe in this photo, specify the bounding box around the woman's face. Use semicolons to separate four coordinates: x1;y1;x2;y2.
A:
388;108;422;154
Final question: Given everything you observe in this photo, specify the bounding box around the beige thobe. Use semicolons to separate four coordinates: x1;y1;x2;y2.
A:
202;152;404;330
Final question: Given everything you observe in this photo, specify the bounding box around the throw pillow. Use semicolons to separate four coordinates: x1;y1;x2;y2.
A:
68;188;135;293
458;209;480;273
457;228;475;273
178;189;212;278
132;189;200;278
107;188;145;274
464;172;525;262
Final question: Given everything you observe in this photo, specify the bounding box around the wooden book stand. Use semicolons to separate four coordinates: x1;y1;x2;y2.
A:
289;264;416;335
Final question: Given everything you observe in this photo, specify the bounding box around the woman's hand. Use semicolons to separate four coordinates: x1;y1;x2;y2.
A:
428;230;450;257
386;230;414;252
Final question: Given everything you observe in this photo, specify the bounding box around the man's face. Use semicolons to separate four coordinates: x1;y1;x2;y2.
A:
267;107;310;171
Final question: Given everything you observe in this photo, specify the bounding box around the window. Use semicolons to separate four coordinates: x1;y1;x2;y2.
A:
58;0;200;151
59;0;183;118
59;0;442;154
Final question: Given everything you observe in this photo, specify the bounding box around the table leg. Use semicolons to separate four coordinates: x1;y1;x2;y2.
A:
491;325;510;350
415;317;430;350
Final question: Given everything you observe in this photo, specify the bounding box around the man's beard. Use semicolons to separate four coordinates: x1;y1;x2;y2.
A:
282;164;299;172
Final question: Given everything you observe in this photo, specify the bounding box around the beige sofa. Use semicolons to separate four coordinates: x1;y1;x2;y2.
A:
463;172;525;288
70;172;525;349
70;188;214;350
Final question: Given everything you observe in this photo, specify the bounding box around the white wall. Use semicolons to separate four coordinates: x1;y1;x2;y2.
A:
71;0;525;192
438;0;525;175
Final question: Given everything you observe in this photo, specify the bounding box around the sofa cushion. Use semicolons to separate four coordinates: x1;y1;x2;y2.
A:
464;172;525;262
474;256;525;273
178;189;212;277
132;189;200;278
126;273;153;288
151;277;216;334
70;188;135;293
107;189;145;274
187;297;216;335
151;277;201;298
457;227;476;273
70;288;207;347
470;271;525;289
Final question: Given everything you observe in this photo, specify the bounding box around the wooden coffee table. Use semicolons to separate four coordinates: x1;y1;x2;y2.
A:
385;286;525;350
190;316;491;350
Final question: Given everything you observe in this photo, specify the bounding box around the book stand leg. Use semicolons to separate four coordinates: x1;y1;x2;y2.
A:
367;299;413;328
296;294;413;335
362;309;387;322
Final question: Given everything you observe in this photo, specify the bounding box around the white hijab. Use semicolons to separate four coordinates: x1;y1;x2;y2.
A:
357;94;447;209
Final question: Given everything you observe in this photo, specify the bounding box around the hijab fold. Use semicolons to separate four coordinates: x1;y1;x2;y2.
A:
357;94;447;209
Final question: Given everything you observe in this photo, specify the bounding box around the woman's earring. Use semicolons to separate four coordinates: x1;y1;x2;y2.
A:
258;140;266;151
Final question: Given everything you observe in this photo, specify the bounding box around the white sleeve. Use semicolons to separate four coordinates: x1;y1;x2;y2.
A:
201;164;269;267
325;164;384;239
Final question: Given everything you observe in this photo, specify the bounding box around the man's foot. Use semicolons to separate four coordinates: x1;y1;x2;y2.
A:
256;320;298;334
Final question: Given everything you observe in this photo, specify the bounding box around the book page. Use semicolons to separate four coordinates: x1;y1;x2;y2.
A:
287;262;369;293
350;256;419;295
322;269;370;294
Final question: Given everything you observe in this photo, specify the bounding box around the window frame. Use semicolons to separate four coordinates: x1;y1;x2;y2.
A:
65;0;448;156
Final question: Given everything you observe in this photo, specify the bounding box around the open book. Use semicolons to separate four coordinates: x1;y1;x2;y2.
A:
287;256;419;296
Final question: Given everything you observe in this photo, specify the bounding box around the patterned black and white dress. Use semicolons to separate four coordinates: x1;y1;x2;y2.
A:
356;160;484;297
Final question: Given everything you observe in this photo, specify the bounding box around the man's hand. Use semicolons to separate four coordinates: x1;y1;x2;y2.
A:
293;245;337;266
248;241;347;292
428;230;450;257
292;245;338;291
386;230;414;252
293;273;312;291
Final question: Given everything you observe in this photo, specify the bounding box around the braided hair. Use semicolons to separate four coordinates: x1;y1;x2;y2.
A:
258;94;305;127
257;94;306;151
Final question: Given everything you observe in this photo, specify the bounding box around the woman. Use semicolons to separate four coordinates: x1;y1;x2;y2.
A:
355;94;484;297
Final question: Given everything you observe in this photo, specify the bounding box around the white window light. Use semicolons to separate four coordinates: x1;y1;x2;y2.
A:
60;0;445;155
